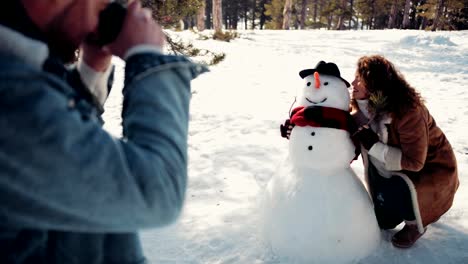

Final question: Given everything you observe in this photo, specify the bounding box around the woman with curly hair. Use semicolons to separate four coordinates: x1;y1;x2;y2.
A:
351;55;459;248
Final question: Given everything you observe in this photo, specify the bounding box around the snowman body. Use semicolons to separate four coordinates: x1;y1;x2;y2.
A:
265;71;381;263
288;126;354;170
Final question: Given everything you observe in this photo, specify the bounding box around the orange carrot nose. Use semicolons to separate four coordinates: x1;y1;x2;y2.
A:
314;72;321;89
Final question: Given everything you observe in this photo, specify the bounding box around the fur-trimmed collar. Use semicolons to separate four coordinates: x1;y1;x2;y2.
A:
0;24;49;70
356;99;370;119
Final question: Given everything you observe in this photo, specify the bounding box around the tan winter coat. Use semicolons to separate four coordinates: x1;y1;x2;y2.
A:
353;104;459;233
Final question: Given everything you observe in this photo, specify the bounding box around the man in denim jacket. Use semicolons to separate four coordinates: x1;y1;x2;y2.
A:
0;0;207;263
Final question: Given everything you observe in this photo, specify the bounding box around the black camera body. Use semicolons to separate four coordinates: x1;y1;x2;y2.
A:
89;2;127;46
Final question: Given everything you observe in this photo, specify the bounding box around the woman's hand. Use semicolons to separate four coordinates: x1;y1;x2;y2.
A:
354;125;379;150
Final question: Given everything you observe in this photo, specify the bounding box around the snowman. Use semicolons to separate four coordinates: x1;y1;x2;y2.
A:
264;61;381;263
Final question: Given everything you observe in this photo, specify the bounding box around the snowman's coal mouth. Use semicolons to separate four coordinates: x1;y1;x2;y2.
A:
306;97;327;104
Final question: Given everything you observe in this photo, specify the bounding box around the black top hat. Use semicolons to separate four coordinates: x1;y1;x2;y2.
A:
299;61;350;87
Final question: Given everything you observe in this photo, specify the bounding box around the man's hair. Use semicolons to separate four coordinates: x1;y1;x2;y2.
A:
357;55;423;118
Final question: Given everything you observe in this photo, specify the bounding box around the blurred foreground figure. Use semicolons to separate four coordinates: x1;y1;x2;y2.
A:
0;0;206;263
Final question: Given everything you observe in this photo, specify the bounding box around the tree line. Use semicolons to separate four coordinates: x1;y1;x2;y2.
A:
139;0;467;31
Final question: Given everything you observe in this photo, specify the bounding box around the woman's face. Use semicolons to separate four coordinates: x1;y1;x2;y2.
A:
351;73;369;100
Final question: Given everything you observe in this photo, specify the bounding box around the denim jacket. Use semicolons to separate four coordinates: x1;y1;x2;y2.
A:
0;24;207;263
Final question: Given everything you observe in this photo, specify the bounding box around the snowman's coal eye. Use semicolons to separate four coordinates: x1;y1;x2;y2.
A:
307;82;311;86
324;82;329;86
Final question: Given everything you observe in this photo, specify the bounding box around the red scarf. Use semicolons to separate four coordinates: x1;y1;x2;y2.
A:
290;106;351;132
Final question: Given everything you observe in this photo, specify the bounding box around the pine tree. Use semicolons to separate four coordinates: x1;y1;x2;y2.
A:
387;0;399;28
452;0;468;29
252;0;258;29
241;0;249;29
300;0;308;28
141;0;203;28
356;0;372;29
415;0;434;29
258;0;270;29
432;0;446;30
321;0;337;29
335;0;351;29
435;0;466;30
213;0;223;33
306;0;324;28
283;0;294;28
223;0;241;29
402;0;411;28
197;0;206;31
265;0;285;29
139;0;225;65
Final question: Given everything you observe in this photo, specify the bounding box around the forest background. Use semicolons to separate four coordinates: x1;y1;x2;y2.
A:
123;0;467;32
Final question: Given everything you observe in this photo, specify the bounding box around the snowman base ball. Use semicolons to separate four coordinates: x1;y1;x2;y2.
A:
264;160;381;264
264;61;381;263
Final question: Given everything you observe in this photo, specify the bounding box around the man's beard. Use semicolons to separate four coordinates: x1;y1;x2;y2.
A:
46;32;79;64
44;4;82;64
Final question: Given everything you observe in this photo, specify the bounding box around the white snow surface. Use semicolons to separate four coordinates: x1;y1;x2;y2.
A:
102;29;468;264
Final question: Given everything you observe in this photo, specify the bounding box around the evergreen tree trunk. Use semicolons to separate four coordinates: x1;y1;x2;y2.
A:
327;14;333;29
259;0;268;29
370;0;376;29
313;0;318;22
388;0;399;28
300;0;308;29
213;0;223;33
244;2;248;29
402;0;411;28
442;4;449;29
252;0;257;29
421;16;428;29
197;1;206;31
292;5;300;29
224;13;229;29
410;0;419;29
414;0;426;29
432;0;446;31
283;0;293;29
336;0;347;30
206;0;212;29
184;16;195;30
336;16;344;30
233;1;239;29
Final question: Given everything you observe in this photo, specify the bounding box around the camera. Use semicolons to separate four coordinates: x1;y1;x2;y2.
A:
88;2;127;46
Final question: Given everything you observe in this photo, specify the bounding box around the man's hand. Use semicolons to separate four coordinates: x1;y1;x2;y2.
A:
354;125;379;150
105;1;165;59
81;42;112;72
280;119;295;139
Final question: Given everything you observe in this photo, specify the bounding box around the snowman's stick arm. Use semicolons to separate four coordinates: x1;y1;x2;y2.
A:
288;97;297;117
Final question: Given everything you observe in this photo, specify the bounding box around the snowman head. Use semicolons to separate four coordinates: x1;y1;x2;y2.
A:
298;61;350;111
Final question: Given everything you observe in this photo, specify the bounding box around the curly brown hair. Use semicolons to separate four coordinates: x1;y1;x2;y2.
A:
356;55;423;118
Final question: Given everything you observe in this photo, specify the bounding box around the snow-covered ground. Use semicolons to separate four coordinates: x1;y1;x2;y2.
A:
102;29;468;264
